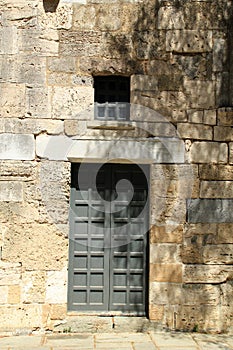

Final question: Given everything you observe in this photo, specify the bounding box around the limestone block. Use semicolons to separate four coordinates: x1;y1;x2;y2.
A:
214;126;233;141
39;161;70;182
203;110;216;125
78;57;143;76
177;123;212;140
200;181;233;198
174;305;221;333
47;56;76;73
158;6;185;29
4;119;63;135
36;134;73;160
0;26;18;54
51;86;94;119
0;83;26;118
158;74;183;91
150;225;183;244
150;282;220;306
213;38;227;72
135;121;177;138
47;72;71;86
184;80;215;109
0;305;42;332
134;30;166;60
2;224;68;270
203;244;233;264
218;108;233;126
172;53;211;80
59;30;102;56
0;134;35;161
230;143;233;164
200;164;233;180
150;244;181;264
183;265;233;283
0;286;8;304
50;304;67;320
73;4;96;30
187;199;233;223
131;75;158;91
218;224;233;244
26;85;51;118
0;182;23;202
150;263;183;283
0;161;37;180
38;3;73;30
96;5;122;31
184;223;217;238
166;30;212;53
22;271;46;303
0;202;39;225
19;29;59;56
2;3;37;28
72;75;93;87
190;142;228;163
0;261;22;286
149;304;164;321
187;110;203;124
8;285;21;304
45;267;67;304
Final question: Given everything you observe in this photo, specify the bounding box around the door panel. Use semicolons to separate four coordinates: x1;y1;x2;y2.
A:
68;163;149;314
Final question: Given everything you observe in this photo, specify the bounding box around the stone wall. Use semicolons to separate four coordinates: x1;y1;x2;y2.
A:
0;0;233;334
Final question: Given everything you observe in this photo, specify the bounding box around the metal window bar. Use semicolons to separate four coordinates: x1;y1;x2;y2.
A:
94;102;130;121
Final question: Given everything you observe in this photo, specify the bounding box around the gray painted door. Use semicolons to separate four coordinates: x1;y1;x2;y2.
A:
68;163;149;315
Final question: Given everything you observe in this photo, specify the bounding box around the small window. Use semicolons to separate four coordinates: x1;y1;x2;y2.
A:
94;76;130;121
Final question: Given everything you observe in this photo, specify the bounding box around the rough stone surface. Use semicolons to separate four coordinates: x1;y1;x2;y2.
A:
187;199;233;223
190;142;228;164
0;134;35;161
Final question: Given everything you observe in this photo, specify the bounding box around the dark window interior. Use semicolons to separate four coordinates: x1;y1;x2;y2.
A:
94;76;130;121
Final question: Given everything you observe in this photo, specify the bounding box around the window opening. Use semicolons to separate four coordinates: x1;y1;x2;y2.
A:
94;76;130;121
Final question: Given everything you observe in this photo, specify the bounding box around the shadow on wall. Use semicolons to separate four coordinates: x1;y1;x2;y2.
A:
218;1;233;107
43;0;60;13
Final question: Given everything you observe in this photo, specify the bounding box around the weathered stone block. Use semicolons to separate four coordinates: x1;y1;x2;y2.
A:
200;181;233;198
8;285;21;304
199;164;233;180
22;271;46;303
150;263;183;283
50;304;67;320
150;282;220;306
203;109;217;125
96;4;122;31
150;244;181;264
45;267;67;304
187;110;203;124
214;126;233;141
183;265;233;284
158;74;183;91
47;72;71;86
38;3;73;30
26;85;51;118
0;27;18;54
190;142;228;163
149;304;164;321
19;29;59;56
0;305;42;332
0;182;23;202
213;38;227;72
131;75;158;92
0;84;26;118
4;119;63;135
0;286;8;304
36;135;73;160
73;4;96;31
51;86;94;119
203;244;233;264
218;224;233;244
230;143;233;164
177;123;212;140
0;261;22;286
0;134;35;161
218;108;233;126
184;80;215;109
158;6;185;30
150;225;183;244
166;30;212;53
59;30;102;57
47;56;76;73
2;224;68;270
187;199;233;223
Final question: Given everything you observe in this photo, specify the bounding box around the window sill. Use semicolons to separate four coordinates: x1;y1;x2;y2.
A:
87;120;135;131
